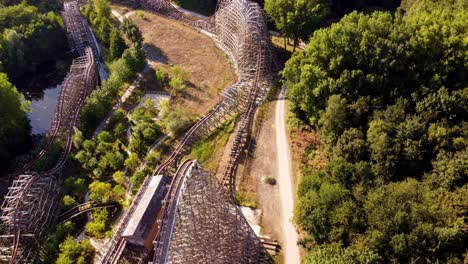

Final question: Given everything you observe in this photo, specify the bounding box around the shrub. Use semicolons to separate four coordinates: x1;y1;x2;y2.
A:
263;176;277;185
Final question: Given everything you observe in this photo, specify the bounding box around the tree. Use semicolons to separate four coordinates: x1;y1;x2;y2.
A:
85;208;109;238
92;0;111;19
89;181;113;203
0;73;30;171
109;29;126;60
124;153;140;171
265;0;330;51
169;76;187;95
112;171;126;186
56;237;94;264
62;195;78;210
131;170;145;187
119;18;143;46
158;99;193;136
72;127;84;149
289;1;468;262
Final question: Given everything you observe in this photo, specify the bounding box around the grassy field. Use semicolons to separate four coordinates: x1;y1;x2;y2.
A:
190;116;238;171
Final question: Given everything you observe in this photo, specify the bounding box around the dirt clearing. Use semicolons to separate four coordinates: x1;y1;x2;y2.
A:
128;10;237;116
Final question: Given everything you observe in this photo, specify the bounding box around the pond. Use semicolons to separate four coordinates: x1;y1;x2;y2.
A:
25;84;62;135
16;64;66;136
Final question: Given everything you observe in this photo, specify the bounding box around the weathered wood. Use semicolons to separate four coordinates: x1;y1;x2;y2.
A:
0;1;98;263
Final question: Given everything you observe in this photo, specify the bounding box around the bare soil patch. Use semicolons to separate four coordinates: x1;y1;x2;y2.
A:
215;101;284;261
129;11;237;116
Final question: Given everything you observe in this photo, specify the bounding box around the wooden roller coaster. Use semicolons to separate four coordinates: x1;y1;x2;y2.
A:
0;1;98;263
101;0;276;263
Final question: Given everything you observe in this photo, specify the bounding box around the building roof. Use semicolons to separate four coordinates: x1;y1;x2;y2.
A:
122;175;168;244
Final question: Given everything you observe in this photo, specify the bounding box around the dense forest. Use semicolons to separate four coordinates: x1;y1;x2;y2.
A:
0;0;68;172
282;0;467;262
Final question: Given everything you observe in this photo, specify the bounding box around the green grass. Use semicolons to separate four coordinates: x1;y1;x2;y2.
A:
171;0;217;16
235;191;257;209
190;115;237;171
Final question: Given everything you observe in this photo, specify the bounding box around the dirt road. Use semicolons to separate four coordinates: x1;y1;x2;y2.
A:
275;86;300;263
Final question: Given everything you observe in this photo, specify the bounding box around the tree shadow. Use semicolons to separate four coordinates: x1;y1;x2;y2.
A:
144;43;169;64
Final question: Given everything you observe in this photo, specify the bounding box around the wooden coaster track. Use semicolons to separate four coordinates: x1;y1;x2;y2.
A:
101;0;276;263
0;1;99;262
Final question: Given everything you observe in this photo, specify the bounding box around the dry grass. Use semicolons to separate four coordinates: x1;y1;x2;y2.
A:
129;11;237;116
290;127;328;171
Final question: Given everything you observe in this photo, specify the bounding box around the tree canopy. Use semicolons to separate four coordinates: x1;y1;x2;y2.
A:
286;0;467;262
0;73;31;172
265;0;330;50
0;4;67;80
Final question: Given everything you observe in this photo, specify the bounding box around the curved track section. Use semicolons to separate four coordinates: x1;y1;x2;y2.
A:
153;160;271;263
101;0;276;262
0;1;98;263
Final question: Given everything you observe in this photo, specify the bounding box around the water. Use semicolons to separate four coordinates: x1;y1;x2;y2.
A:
26;85;61;135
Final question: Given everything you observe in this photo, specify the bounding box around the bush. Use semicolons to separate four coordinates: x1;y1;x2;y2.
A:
131;170;146;187
263;176;277;185
56;237;94;264
169;76;187;95
85;208;108;238
235;192;257;209
155;68;167;88
158;99;193;136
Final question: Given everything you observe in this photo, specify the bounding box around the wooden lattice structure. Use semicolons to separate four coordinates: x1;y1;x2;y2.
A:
0;1;98;263
101;0;276;263
153;160;271;263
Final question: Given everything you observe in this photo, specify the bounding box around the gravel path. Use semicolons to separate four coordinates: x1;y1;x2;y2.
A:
275;86;300;263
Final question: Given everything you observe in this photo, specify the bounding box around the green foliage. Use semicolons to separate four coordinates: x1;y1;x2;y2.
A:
191;117;236;169
154;68;167;88
124;153;140;171
56;237;93;264
80;45;146;135
130;170;145;187
146;150;161;167
119;18;143;46
88;179;125;207
289;0;468;262
62;195;78;211
0;5;67;79
170;65;189;82
234;191;257;209
265;0;330;50
304;243;381;264
85;208;109;238
263;177;277;185
112;171;126;186
169;76;186;95
64;176;87;199
0;73;30;171
109;29;126;60
169;66;189;94
128;101;162;155
41;221;76;263
158;99;193;137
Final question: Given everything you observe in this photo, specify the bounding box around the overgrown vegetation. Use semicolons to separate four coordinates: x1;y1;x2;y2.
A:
284;0;467;262
191;116;237;171
265;0;401;51
157;99;193;137
0;0;68;173
0;2;68;80
235;191;257;209
169;66;189;95
0;73;31;173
